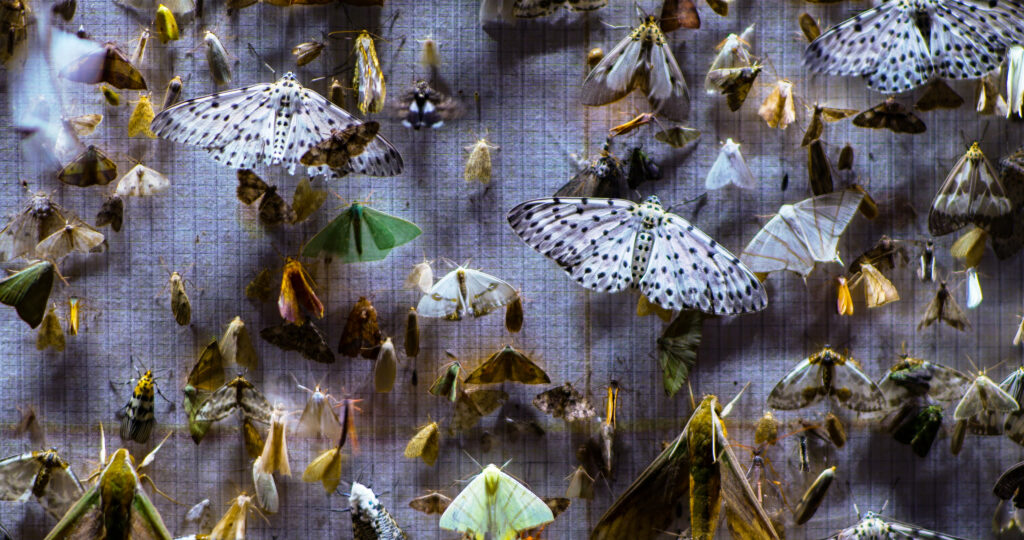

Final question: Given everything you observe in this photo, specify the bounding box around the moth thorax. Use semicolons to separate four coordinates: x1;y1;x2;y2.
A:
484;469;500;497
29;195;53;217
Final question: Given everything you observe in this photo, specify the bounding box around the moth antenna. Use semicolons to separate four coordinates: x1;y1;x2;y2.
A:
246;43;275;74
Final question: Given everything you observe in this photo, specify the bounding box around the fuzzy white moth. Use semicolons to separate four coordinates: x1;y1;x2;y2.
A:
804;0;1024;94
404;259;434;293
742;189;864;279
151;72;403;178
114;163;170;197
203;30;232;86
965;266;982;309
417;265;518;320
295;382;341;440
705;138;755;190
508;196;767;314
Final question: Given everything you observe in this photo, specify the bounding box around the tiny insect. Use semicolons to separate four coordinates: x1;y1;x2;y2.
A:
338;296;383;358
419;36;440;67
836;276;853;316
706;138;755;190
203;30;232;85
918;241;935;282
758;79;796;130
533;381;596;422
1009;45;1024;118
58;145;117;187
353;31;385;114
278;258;323;325
409;492;451;515
464;345;550;385
219;316;258;369
256;406;291;476
292;39;325;66
236;169;296;226
464;137;499;184
792;467;835;525
767;346;886;412
439;464;553;539
403;421;439;466
374;337;398;393
807;140;833;196
429;359;462;402
167;269;191;326
394;80;458;130
162;76;183;110
130;28;149;66
101;85;121;106
119;368;158;443
915;79;964;112
918;281;970;332
404;307;420;357
116;163;170;197
852;98;926;134
0;260;56;328
930;142;1011;238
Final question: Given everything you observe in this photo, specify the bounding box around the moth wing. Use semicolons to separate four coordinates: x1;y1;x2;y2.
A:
741;212;815;277
788;190;863;263
491;469;555;533
656;310;702;397
718;421;781;540
924;363;971;403
239;385;273;424
581;30;644;107
417;268;462;318
189;341;226;391
0;261;55;328
462;268;517;317
129;488;173;540
590;419;691;539
929;2;1024;80
194;383;239;422
295;89;403;178
41;484;101;540
0;454;40;501
41;463;85;520
938;291;971;330
439;472;491;537
362;206;422;251
832;361;886;412
235;170;269;205
767;358;822;410
705;144;736;190
860;263;899;308
644;37;689;121
882;515;969;540
253;460;279;514
302;207;354;259
453;389;507;431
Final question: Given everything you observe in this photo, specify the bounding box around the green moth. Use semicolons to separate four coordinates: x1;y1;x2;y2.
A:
302;203;421;263
439;464;554;539
656;310;703;398
45;445;172;540
0;260;55;328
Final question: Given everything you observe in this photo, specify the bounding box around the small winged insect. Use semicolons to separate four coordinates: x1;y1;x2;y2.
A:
151;72;403;178
219;316;258;369
118;367;161;443
0;192;68;261
260;320;335;364
918;281;970;332
209;493;261;540
67;114;102;136
374;337;398;393
0;260;56;328
347;482;407;540
292;39;324;66
626;147;660;190
129;29;148;70
758;79;796;130
803;0;1024;94
464;137;499;184
951;226;987;269
915;79;964;112
929;142;1012;237
164;268;191;326
887;402;944;458
404;421;440;466
659;0;699;32
463;345;550;385
101;85;121;106
115;163;170;198
0;448;84;519
849;235;911;275
806;140;834;196
995;460;1024;514
153;5;178;44
337;296;383;358
505;295;523;333
405;307;420;357
565;466;595;500
302;437;345;494
58;145;117;187
439;464;554;539
654;126;701;148
405;258;434;293
954;365;1020;428
706;138;755;190
918;241;935;282
61;42;147;90
127;94;156;137
793;467;835;526
798;12;819;42
34;217;104;261
976;74;1009;116
417;264;519;320
509;196;767;315
532;382;596;421
877;352;970;408
599;381;618;478
278;257;323;325
299;121;382;174
767;346;886;412
824;510;967;540
801;104;857;147
591;394;779;540
353;30;385;114
291;177;327;224
852;98;926;134
1009;45;1024;118
836;276;853;316
511;0;605;18
253;456;279;514
741;189;864;279
302;202;421;262
256;406;291;476
656;310;703;397
582;14;689;121
419;36;440;67
194;375;272;433
453;388;508;431
705;25;759;112
429;360;462;402
410;492;451;515
0;0;28;65
555;142;627;198
162;76;183;110
183;340;224;443
849;262;899;309
394;80;459;130
235;169;295;226
203;30;232;86
295;381;341;440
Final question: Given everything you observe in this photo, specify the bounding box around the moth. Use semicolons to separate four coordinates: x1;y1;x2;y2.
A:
758;79;796;130
464;345;550;385
767;346;886;412
706;138;755;190
246;268;274;302
533;382;596;421
504;295;523;333
102;85;121;106
34;216;104;261
129;28;148;68
299;121;381;172
404;259;434;293
951;226;987;269
295;382;341;440
116;163;170;197
329;78;345;107
243;417;264;459
741;189;864;279
806;140;834;196
151;72;403;177
849;235;911;275
915;79;964;112
183;340;224;443
419;36;440;67
704;25;758;110
394;80;459;130
798;12;820;41
509;196;767;314
67;114;103;136
162;76;183;110
659;0;699;32
291;178;327;224
119;369;158;443
555;144;627;198
259;321;335;364
1010;45;1024;118
439;464;554;539
823;510;966;540
656;310;702;397
600;382;618;478
654;126;701;148
61;42;147;89
954;369;1019;422
0;0;28;65
877;353;970;407
918;241;936;282
253;457;279;514
203;30;232;86
417;264;519;320
581;14;689;121
0;260;56;328
995;459;1024;512
210;493;260;540
405;307;420;357
888;402;944;458
374;337;398;393
338;296;383;358
965;266;982;309
236;169;296;227
167;270;191;326
849;262;899;308
127;94;155;138
976;73;1009;115
801;104;857;147
852;98;926;134
14;403;45;445
511;0;605;18
301;202;421;262
929;142;1012;237
353;31;385;114
36;305;64;351
409;492;451;515
403;421;439;466
836;276;853;316
804;0;1024;93
838;144;854;170
0;192;68;261
58;145;117;187
918;281;970;331
626;147;661;190
278;258;323;325
793;467;835;526
302;438;344;493
464;138;499;184
429;360;463;402
349;482;407;540
219;316;257;369
44;444;172;540
292;40;324;66
257;407;290;476
565;466;595;500
0;448;84;519
453;388;507;431
194;375;272;425
591;394;779;540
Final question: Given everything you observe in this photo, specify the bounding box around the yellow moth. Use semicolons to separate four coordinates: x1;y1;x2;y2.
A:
154;4;179;43
303;441;345;493
836;276;853;316
758;79;796;130
127;94;157;138
403;421;439;466
36;304;65;351
257;406;290;476
353;30;385;114
852;262;899;308
464;138;498;184
210;493;261;540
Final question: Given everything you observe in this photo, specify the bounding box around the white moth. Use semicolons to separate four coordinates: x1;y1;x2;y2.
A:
918;240;935;282
824;510;965;540
1008;44;1024;118
114;163;170;197
203;30;232;86
1015;316;1024;346
953;371;1019;422
150;72;404;178
928;141;1011;237
404;259;434;293
349;482;406;540
439;464;553;539
581;15;689;121
705;24;756;94
295;382;341;440
965;266;982;309
35;217;105;260
507;196;768;315
804;0;1024;94
705;138;755;190
741;189;864;279
417;265;518;320
252;456;279;514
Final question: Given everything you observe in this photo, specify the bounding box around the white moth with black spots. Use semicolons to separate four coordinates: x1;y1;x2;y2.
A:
506;196;767;315
151;72;403;178
825;510;966;539
804;0;1024;94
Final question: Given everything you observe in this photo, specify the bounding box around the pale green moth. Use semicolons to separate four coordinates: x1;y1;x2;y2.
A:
439;463;554;540
301;203;421;263
0;260;55;328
